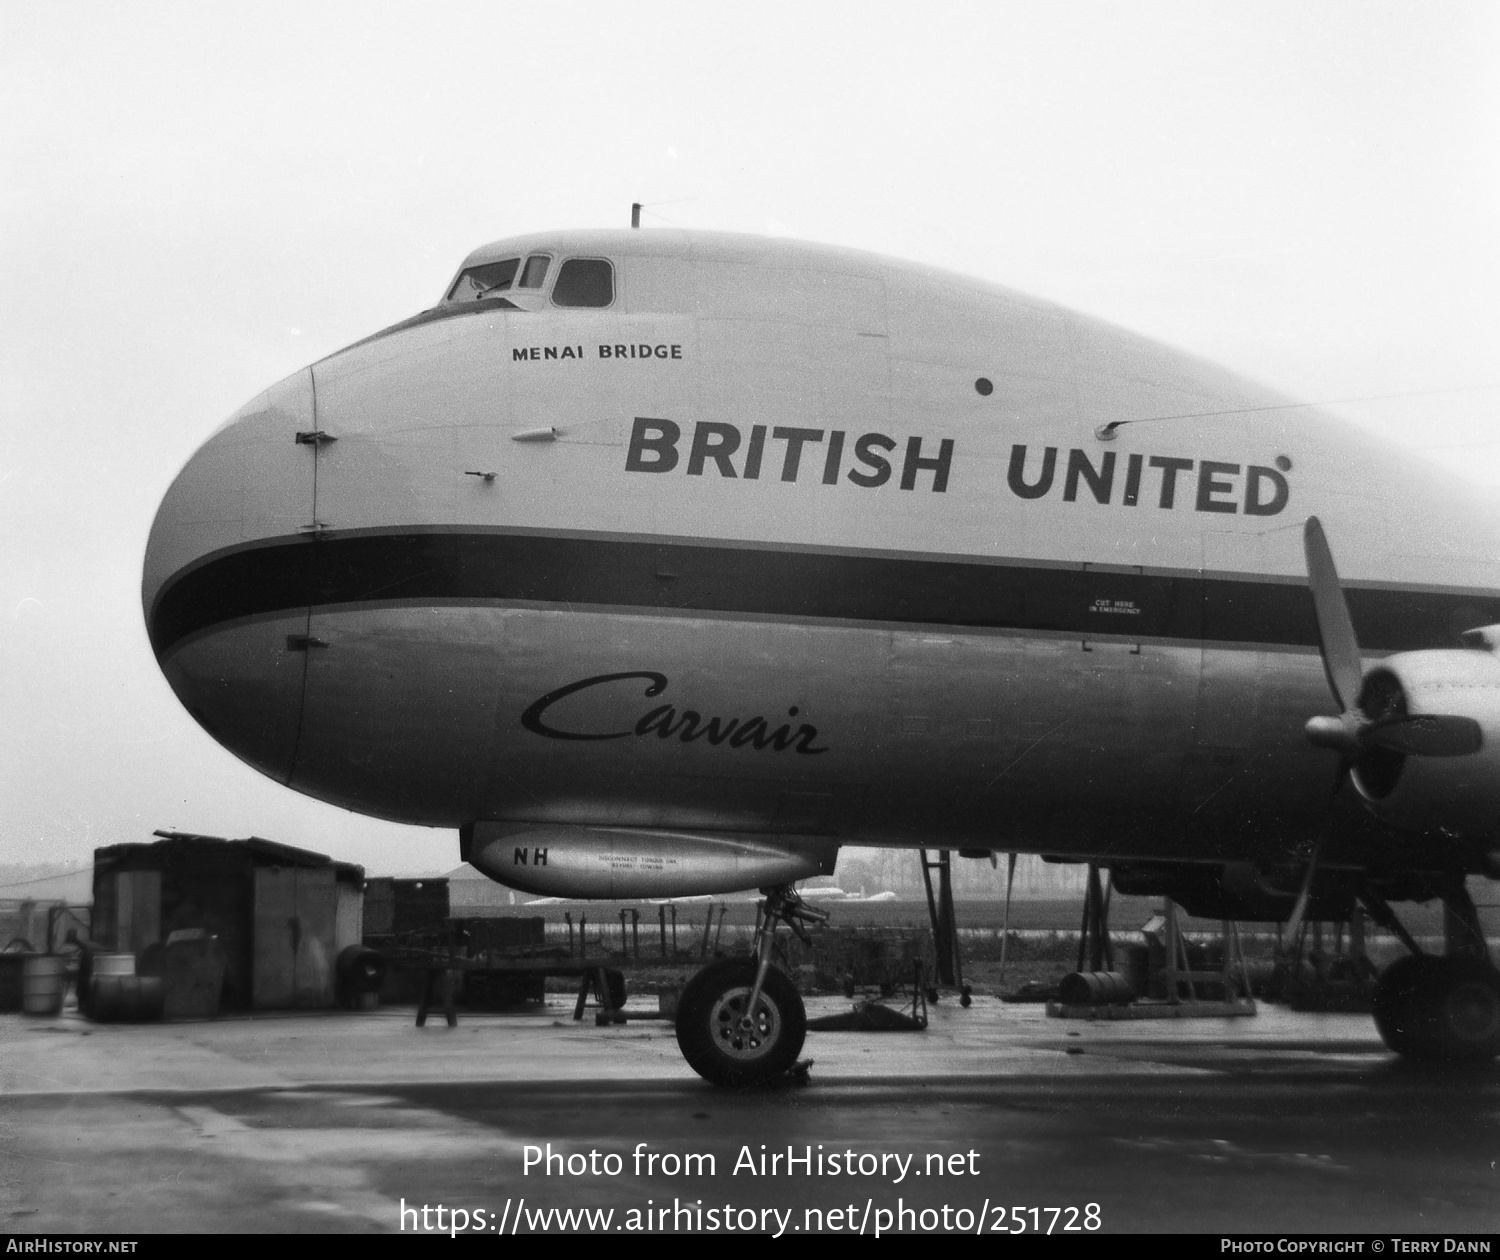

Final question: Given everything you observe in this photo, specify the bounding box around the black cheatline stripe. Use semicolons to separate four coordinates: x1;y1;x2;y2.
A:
148;531;1500;658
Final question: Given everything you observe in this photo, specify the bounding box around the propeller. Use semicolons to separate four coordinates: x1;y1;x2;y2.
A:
1302;516;1482;762
1282;517;1482;963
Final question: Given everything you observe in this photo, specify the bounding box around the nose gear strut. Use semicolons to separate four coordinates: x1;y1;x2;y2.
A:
741;885;828;1032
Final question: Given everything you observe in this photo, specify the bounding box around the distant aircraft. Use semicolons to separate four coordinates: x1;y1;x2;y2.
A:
144;228;1500;1083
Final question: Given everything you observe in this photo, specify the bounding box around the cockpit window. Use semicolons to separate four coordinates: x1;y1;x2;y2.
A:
447;257;520;302
518;254;551;289
552;258;614;308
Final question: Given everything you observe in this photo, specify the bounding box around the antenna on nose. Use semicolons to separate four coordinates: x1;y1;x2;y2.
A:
630;202;641;229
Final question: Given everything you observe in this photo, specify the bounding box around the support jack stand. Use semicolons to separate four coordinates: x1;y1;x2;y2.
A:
807;959;930;1032
1049;897;1256;1021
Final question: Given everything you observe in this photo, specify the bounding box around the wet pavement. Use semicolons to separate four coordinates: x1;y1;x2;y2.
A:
2;995;1497;1235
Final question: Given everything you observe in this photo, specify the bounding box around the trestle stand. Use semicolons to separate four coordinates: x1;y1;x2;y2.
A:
1076;863;1114;975
918;848;969;1000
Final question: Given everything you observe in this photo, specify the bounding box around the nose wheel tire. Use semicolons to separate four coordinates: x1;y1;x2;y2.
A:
1373;954;1500;1060
675;959;806;1087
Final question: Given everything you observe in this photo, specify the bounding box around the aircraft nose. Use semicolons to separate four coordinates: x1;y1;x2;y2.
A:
143;368;319;784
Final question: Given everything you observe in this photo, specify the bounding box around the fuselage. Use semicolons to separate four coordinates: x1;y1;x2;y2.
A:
143;229;1500;879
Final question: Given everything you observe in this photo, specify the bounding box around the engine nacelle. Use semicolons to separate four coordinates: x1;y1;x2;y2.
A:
1351;640;1500;840
462;822;839;899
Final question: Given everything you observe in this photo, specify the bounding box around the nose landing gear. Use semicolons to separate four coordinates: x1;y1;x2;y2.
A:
675;885;826;1086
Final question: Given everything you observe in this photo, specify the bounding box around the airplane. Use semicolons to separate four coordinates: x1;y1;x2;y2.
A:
142;226;1500;1085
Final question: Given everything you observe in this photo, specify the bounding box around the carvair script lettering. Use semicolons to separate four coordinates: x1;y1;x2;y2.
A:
520;671;829;755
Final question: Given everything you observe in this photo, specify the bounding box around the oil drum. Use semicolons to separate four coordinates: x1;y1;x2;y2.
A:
21;955;67;1015
1057;970;1135;1006
89;974;165;1022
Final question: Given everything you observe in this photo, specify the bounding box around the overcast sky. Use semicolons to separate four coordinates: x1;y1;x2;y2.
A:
2;1;1497;876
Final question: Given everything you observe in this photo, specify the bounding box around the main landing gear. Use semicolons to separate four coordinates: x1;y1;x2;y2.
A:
1368;882;1500;1061
675;885;826;1087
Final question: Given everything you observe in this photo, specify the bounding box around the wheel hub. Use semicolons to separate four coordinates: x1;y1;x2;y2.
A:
710;987;781;1061
1443;979;1500;1044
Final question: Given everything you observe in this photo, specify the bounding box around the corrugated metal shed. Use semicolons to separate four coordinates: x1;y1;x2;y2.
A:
92;831;364;1011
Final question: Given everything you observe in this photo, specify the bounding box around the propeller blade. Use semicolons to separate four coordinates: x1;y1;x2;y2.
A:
1363;714;1483;757
1303;517;1364;712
